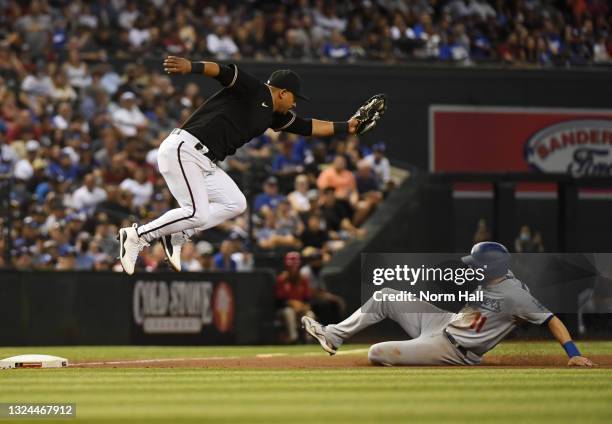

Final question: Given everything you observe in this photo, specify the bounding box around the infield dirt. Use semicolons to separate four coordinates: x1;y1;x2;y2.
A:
72;354;612;368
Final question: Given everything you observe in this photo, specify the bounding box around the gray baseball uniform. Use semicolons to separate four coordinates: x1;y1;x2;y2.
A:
325;271;553;365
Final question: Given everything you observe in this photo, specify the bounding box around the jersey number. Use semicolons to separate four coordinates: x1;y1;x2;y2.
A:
469;313;487;333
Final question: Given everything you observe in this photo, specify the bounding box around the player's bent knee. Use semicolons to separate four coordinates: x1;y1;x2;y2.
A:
234;193;247;215
185;204;209;227
227;192;247;216
380;287;400;296
368;345;390;366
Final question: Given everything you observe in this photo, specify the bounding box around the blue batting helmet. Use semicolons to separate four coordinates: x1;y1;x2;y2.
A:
461;242;510;280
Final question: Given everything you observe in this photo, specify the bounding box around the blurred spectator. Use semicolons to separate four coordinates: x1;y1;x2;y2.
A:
300;214;330;251
15;0;52;57
14;140;39;181
48;152;79;183
72;173;107;214
120;168;153;208
257;211;302;250
254;176;285;215
322;31;351;60
317;155;357;200
288;174;314;214
363;143;391;188
112;91;148;137
231;235;255;272
214;237;239;271
473;218;492;244
207;26;239;60
195;241;216;271
275;198;304;238
272;137;304;176
180;243;203;272
63;49;91;90
353;160;383;227
319;187;364;240
300;246;346;322
514;225;545;253
355;160;379;195
75;238;95;270
276;251;315;343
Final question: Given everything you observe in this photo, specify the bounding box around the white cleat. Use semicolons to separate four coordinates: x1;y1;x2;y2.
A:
301;316;338;355
161;232;189;272
118;224;149;275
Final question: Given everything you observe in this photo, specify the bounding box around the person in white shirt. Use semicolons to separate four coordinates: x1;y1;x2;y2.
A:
120;168;153;207
51;71;77;102
14;139;39;180
288;174;314;213
112;91;149;137
72;173;107;213
363;142;391;186
52;102;72;130
0;136;18;175
206;26;239;60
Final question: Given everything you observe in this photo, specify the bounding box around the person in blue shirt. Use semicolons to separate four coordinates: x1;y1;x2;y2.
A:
272;138;304;175
213;234;241;271
254;176;286;214
48;152;79;182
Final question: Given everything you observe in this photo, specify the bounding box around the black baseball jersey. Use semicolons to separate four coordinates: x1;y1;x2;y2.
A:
180;64;311;161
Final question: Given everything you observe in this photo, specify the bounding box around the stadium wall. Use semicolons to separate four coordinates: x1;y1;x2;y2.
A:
0;270;276;346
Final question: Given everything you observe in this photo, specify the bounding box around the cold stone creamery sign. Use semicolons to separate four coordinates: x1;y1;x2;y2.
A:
525;120;612;176
133;280;212;334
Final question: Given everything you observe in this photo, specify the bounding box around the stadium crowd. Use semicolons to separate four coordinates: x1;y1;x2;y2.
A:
0;0;610;272
0;0;610;67
0;0;397;272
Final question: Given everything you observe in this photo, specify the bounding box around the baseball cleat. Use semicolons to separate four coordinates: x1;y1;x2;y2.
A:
161;232;189;272
301;316;337;355
119;224;149;275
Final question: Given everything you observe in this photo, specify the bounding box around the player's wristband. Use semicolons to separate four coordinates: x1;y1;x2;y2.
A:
563;341;581;358
333;121;349;136
191;62;204;74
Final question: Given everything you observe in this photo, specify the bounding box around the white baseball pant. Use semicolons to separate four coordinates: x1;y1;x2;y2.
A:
325;288;481;365
136;129;247;242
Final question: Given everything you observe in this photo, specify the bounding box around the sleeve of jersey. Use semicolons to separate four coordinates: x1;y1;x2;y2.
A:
513;289;554;325
271;111;312;136
214;64;261;95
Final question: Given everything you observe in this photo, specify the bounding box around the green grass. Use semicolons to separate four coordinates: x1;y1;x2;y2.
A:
1;342;611;424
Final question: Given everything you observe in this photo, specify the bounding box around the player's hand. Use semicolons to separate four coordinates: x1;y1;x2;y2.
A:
567;356;596;367
163;56;191;75
348;118;359;134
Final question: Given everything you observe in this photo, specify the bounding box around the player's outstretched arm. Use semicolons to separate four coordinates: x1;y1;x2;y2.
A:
311;118;360;137
163;56;221;78
547;316;596;367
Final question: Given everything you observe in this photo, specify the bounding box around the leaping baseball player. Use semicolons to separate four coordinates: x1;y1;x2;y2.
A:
118;57;386;274
303;242;596;367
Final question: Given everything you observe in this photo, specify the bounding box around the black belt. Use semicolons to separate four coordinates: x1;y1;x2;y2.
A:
194;141;217;162
443;329;471;358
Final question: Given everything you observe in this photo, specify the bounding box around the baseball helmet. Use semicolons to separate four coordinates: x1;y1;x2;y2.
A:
461;242;510;280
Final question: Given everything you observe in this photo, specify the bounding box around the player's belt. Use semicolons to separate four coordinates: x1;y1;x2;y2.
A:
443;329;472;358
171;128;218;162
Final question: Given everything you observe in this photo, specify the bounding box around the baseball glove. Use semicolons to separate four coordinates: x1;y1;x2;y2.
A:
351;93;387;135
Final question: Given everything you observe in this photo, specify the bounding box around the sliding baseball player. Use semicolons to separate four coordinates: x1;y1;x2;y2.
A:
303;242;595;367
118;56;386;274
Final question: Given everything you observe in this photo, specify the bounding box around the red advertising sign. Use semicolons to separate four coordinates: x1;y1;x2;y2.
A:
430;106;612;195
